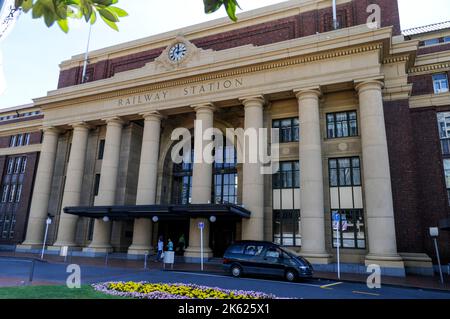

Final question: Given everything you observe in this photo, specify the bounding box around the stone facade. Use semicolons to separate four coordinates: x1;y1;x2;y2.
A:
0;0;448;276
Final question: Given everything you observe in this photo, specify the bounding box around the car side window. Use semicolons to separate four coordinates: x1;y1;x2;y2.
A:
265;247;282;258
244;245;264;256
228;244;244;254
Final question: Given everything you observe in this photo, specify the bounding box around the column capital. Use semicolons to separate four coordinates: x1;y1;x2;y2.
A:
140;111;164;122
103;116;126;126
294;87;322;100
42;126;62;135
355;79;384;94
191;103;216;113
239;95;265;107
70;122;92;130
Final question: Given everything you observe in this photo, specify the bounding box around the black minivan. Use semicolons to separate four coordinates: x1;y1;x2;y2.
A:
223;241;313;282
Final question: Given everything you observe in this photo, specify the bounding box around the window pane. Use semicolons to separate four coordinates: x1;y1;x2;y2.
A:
444;159;450;188
424;38;439;46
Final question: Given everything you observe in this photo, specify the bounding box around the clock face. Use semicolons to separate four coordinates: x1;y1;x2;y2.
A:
168;42;187;62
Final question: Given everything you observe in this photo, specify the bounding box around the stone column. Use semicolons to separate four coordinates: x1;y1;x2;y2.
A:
240;96;265;240
84;117;124;253
128;112;163;255
295;88;330;264
184;103;215;260
355;80;404;274
19;127;60;249
52;123;90;248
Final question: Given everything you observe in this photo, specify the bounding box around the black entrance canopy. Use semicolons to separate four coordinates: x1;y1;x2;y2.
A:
63;203;251;221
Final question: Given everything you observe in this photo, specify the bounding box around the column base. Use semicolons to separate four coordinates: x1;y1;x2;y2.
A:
82;245;113;254
399;252;434;276
127;245;154;256
184;246;213;259
365;254;405;277
48;245;82;252
299;252;332;264
16;243;43;250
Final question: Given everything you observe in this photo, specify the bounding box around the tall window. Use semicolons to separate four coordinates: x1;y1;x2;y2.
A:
16;134;24;146
272;118;299;143
24;133;31;145
433;74;449;94
329;157;365;249
20;157;27;173
273;210;301;247
94;174;101;196
98;139;105;160
437;113;450;205
273;161;301;246
329;157;361;187
438;112;450;156
6;158;14;175
332;209;366;249
273;161;300;189
9;135;16;148
1;185;9;203
213;144;237;204
13;157;22;174
172;147;194;205
15;184;22;203
444;160;450;204
8;185;16;203
326;111;358;139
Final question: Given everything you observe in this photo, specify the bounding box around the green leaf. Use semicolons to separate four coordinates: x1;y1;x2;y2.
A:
57;18;69;33
224;0;238;22
107;6;128;17
100;13;118;31
203;0;223;13
98;7;118;22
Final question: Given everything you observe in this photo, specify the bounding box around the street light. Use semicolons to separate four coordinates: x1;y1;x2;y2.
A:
40;215;53;260
152;216;159;223
209;216;217;223
429;227;444;284
102;216;110;222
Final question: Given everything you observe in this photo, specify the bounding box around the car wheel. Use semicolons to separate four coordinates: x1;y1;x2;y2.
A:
230;265;242;278
285;269;297;282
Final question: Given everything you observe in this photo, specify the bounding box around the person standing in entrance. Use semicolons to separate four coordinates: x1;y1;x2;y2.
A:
155;236;164;262
177;234;186;255
167;238;174;252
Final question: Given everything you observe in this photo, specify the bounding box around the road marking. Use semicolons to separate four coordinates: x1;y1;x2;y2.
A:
320;282;343;289
170;271;324;287
352;290;380;296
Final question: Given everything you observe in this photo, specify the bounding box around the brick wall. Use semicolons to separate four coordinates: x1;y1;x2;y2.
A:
57;0;401;88
384;100;424;253
0;131;42;149
410;107;450;263
410;70;450;96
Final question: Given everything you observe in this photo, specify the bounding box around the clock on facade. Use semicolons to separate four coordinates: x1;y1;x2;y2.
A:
168;42;187;62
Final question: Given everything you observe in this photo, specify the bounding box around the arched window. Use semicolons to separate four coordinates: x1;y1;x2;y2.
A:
171;146;194;205
170;136;238;205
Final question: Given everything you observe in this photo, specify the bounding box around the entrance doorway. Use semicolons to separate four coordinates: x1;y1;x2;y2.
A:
210;220;236;257
156;219;190;255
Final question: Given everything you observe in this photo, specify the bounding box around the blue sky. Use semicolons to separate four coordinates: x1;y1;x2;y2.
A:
1;0;449;109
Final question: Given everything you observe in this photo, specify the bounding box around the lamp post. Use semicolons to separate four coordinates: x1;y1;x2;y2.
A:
429;227;444;284
40;216;52;260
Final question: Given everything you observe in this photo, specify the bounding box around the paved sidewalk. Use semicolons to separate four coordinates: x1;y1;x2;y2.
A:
1;251;448;291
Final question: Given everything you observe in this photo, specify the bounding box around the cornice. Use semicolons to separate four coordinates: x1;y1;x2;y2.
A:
408;62;450;75
409;92;450;109
37;43;384;110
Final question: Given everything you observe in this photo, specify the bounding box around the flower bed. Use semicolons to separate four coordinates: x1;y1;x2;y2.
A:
92;281;278;299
